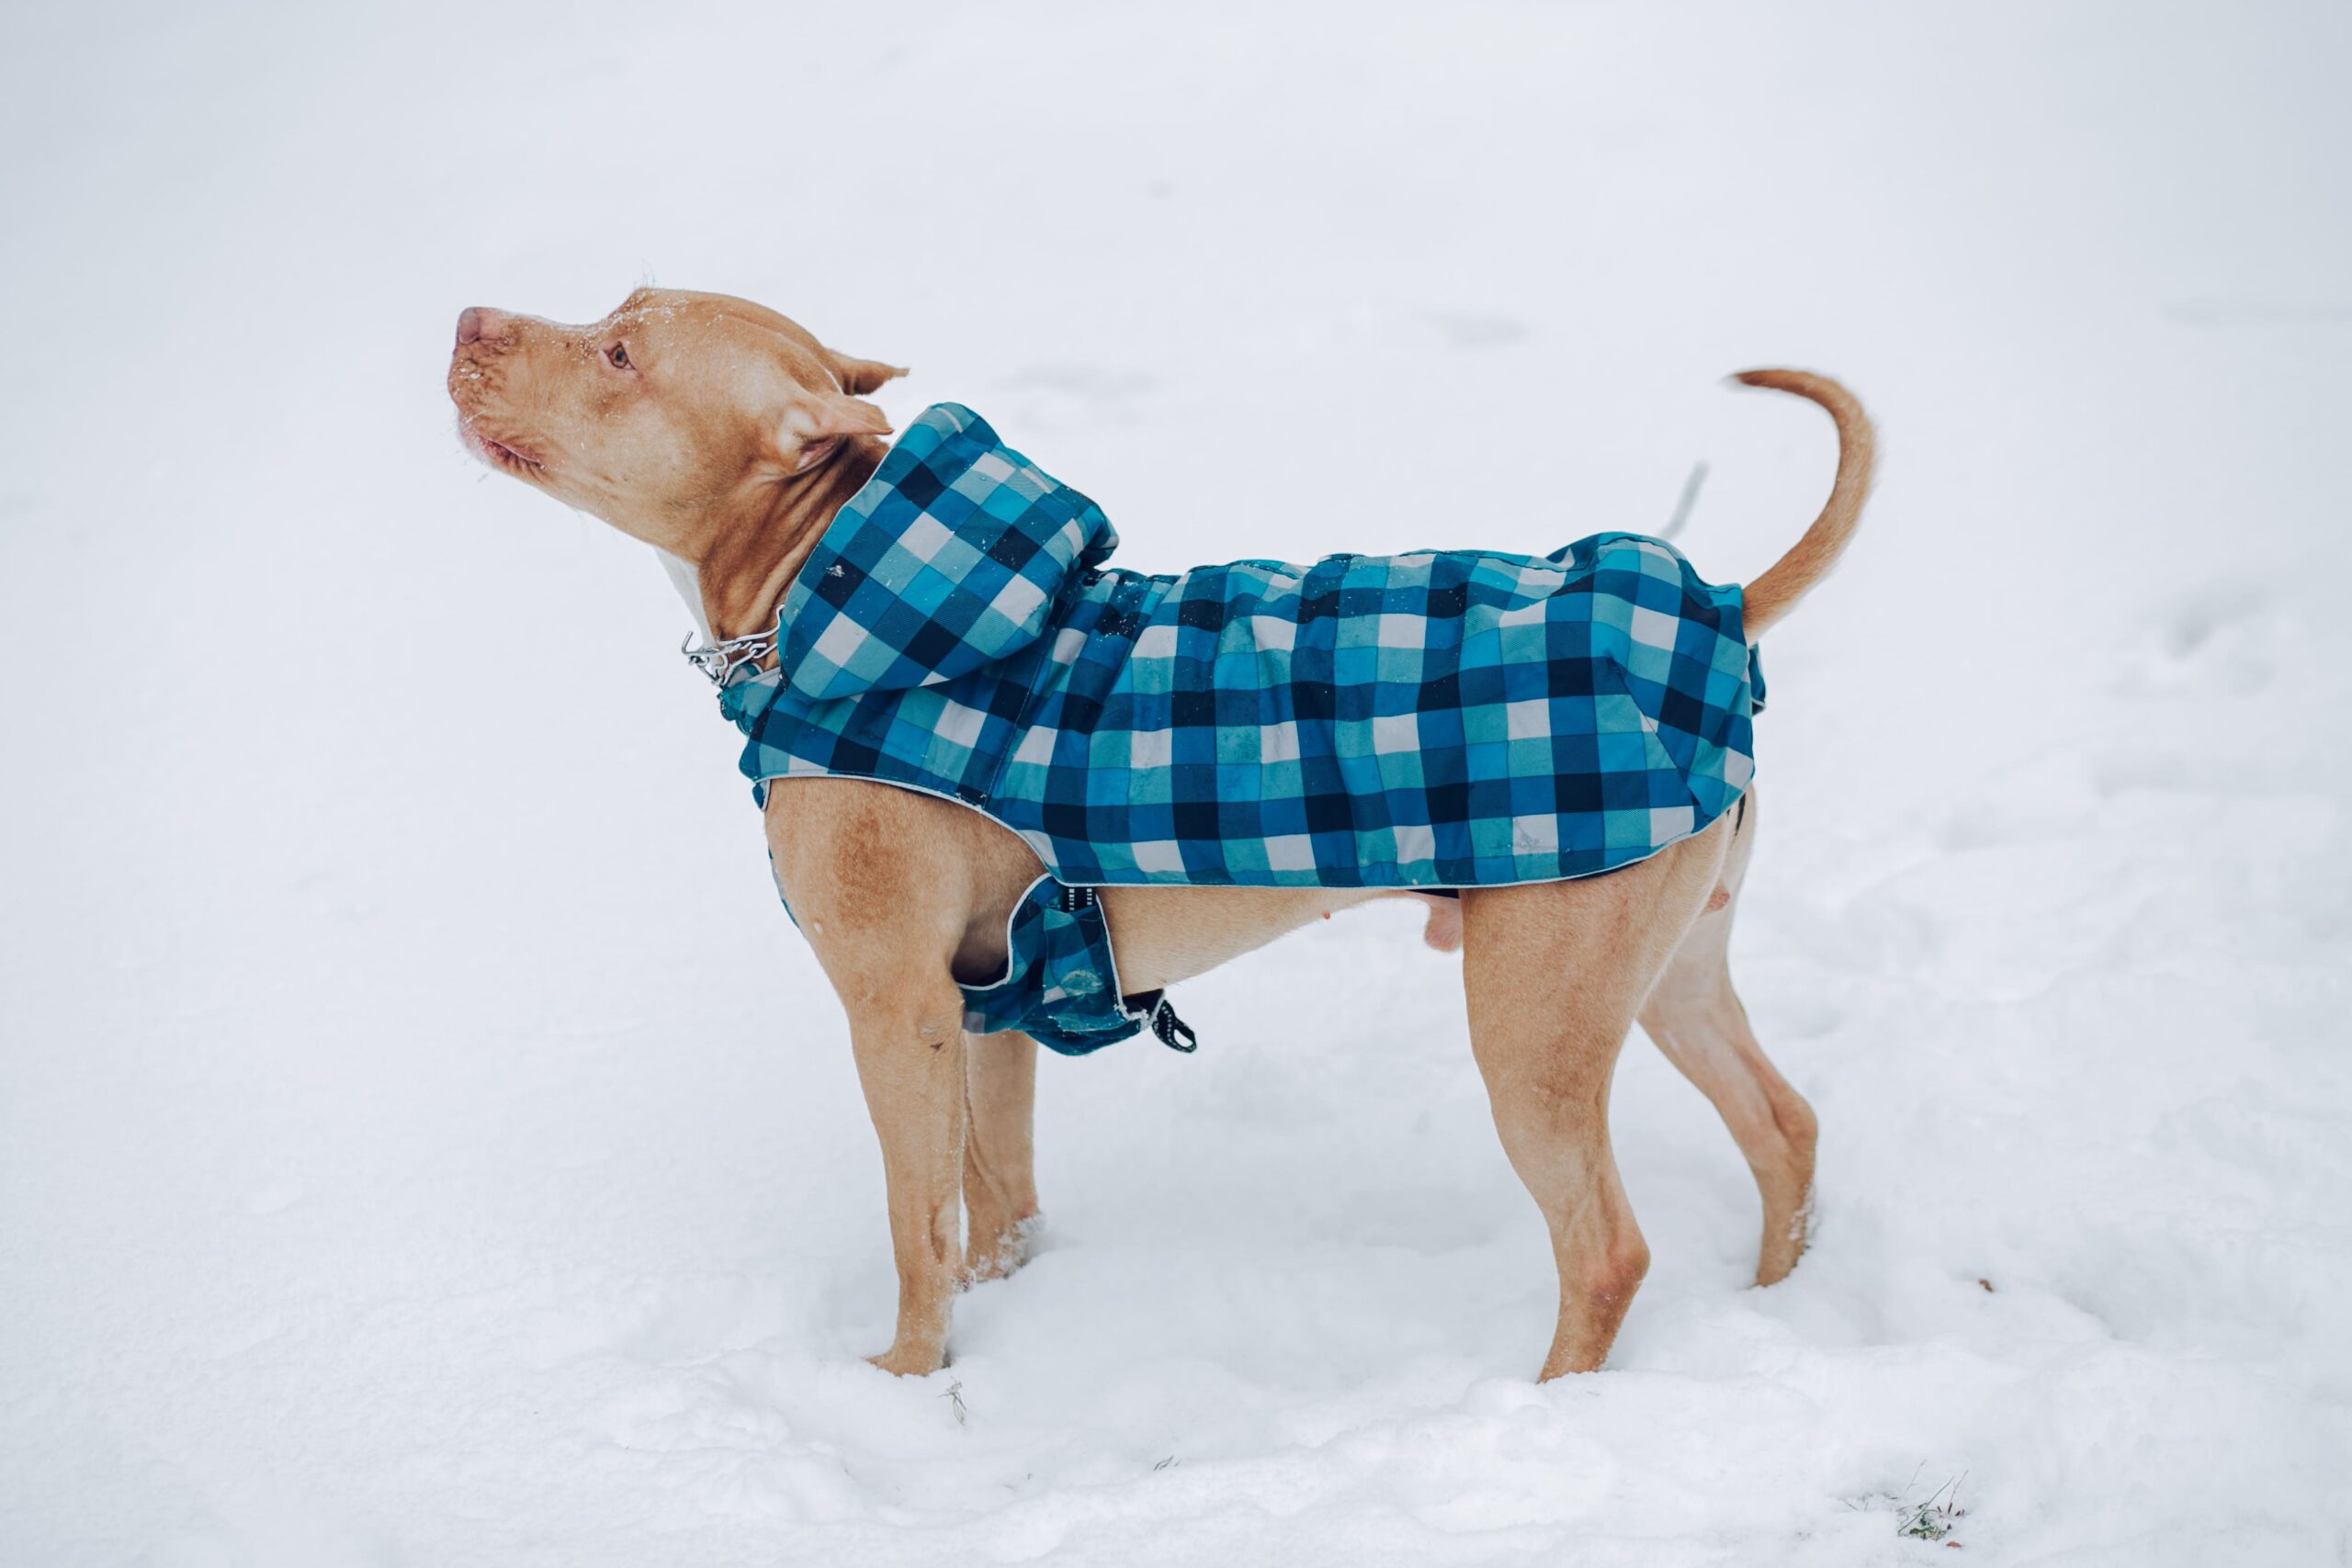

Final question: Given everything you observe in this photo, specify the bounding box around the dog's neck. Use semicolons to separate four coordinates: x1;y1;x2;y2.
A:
655;548;717;646
666;434;889;644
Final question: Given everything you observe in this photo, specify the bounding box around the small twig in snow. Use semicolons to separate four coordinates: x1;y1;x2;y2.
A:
1895;1472;1968;1542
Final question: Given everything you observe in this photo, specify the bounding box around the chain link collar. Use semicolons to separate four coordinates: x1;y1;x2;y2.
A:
682;624;780;687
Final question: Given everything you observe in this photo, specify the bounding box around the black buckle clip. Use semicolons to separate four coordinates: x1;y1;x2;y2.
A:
1147;994;1197;1054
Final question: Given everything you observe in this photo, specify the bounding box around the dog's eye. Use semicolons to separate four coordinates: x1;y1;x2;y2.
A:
606;343;630;369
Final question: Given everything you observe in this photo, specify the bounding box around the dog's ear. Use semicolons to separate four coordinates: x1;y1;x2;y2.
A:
824;351;908;398
773;385;893;471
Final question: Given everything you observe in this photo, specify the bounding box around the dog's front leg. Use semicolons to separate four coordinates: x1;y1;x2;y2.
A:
841;976;972;1376
963;1030;1040;1280
767;778;1050;1371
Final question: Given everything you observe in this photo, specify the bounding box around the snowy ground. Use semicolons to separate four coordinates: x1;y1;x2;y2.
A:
6;2;2350;1563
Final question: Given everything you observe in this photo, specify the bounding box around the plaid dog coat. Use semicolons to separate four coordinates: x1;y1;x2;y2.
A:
718;405;1764;1055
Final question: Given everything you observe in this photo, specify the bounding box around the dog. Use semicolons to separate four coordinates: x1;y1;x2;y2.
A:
447;288;1871;1380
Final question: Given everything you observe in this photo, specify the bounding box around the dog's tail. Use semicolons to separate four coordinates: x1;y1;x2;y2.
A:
1729;369;1875;641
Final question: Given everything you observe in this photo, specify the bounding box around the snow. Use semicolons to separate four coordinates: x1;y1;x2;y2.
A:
5;1;2350;1562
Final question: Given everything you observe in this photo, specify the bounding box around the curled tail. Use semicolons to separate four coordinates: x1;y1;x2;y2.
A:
1730;369;1875;640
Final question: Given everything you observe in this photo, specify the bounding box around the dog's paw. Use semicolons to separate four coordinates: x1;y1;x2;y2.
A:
865;1342;948;1378
965;1213;1043;1284
1755;1182;1816;1287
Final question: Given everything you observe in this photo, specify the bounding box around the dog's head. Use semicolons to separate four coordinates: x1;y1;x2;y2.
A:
446;288;905;552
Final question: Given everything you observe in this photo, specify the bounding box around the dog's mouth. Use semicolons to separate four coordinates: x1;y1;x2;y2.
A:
459;416;548;478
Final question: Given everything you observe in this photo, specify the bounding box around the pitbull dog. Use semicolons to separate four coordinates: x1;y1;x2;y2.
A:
447;288;1872;1380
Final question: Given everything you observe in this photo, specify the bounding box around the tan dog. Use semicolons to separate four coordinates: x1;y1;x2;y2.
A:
447;288;1872;1380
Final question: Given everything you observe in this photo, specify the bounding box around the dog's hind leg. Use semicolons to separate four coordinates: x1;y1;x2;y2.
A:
963;1030;1041;1281
1459;824;1727;1379
1636;794;1818;1286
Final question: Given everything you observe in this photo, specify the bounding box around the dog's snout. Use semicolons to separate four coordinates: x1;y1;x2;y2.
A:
455;306;508;347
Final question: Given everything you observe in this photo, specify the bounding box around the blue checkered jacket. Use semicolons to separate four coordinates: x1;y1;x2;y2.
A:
718;405;1763;1051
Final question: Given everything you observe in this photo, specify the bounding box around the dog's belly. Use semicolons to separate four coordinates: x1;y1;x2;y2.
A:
1094;884;1394;995
769;774;1444;1048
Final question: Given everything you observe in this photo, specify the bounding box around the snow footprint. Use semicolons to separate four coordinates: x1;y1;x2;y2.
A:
2114;579;2277;697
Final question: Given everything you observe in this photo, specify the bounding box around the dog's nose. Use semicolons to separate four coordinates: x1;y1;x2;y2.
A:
455;306;507;347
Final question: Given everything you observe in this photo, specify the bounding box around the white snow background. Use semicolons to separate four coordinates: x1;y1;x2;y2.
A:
5;2;2349;1563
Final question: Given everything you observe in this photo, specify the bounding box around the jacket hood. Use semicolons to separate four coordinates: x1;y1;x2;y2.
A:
771;404;1120;703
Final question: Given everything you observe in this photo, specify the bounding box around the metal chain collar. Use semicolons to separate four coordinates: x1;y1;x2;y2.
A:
681;625;780;688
